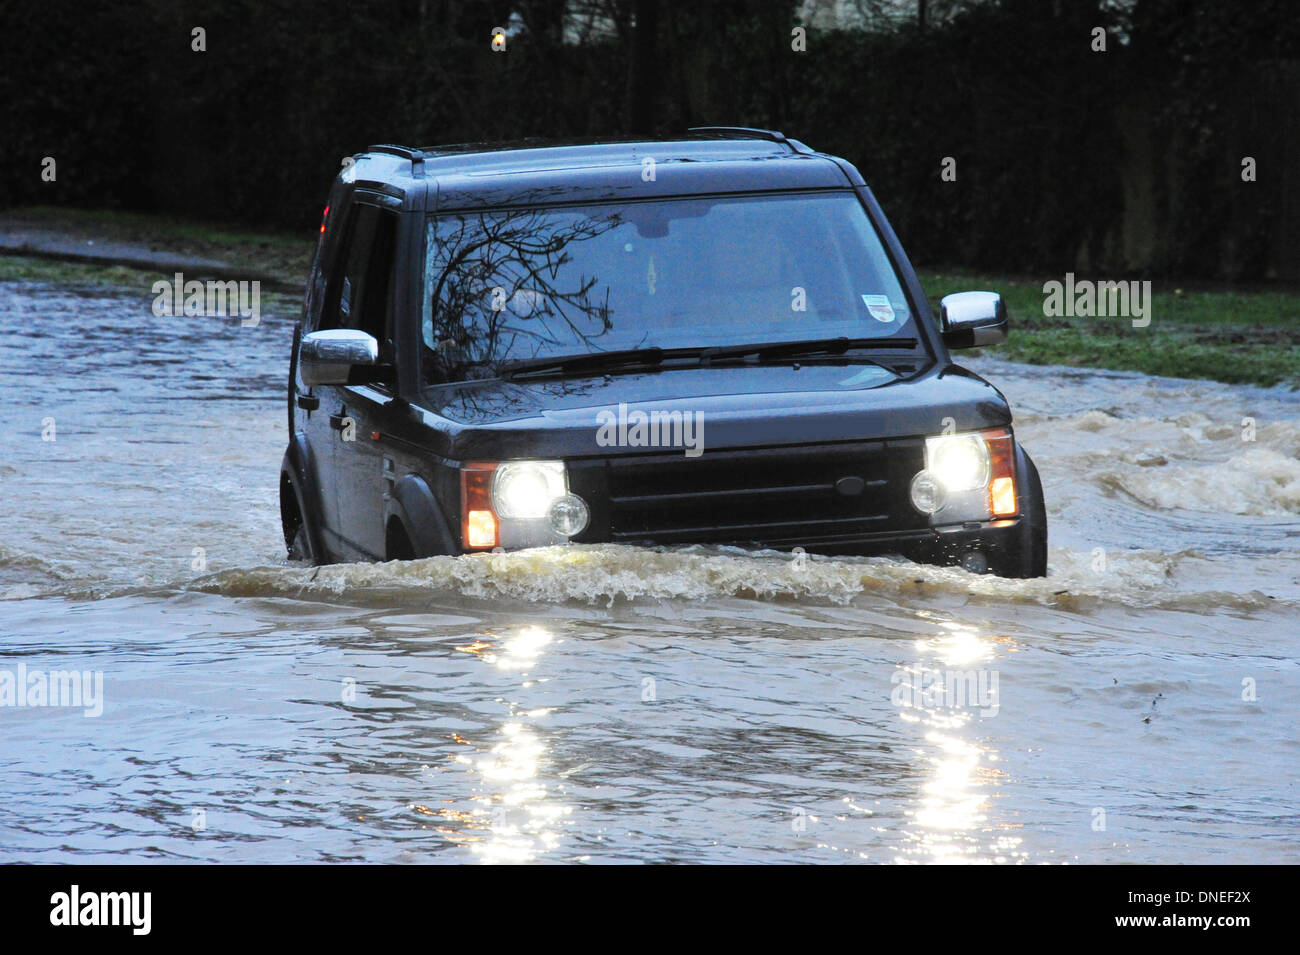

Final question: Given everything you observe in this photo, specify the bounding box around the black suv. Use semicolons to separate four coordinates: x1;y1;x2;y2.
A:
280;128;1048;578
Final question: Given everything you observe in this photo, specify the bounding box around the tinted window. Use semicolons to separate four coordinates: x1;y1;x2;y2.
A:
421;192;914;383
324;204;396;349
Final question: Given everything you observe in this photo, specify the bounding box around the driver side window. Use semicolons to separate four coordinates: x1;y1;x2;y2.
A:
322;203;398;381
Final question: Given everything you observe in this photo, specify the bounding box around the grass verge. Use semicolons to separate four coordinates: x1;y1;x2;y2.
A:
918;270;1300;388
2;211;1295;388
0;206;312;286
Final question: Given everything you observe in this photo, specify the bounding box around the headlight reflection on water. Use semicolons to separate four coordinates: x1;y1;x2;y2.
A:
897;623;1026;864
449;625;574;864
472;718;570;865
927;623;998;668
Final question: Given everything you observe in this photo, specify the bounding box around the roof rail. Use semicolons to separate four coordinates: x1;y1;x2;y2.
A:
367;144;426;178
688;125;789;143
686;126;814;155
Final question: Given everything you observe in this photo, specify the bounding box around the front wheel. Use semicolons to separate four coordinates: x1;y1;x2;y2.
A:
280;453;325;566
287;521;315;563
988;446;1048;579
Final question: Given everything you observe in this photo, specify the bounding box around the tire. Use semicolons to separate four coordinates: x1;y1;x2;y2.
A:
385;517;415;562
989;446;1048;579
287;521;315;563
280;458;325;566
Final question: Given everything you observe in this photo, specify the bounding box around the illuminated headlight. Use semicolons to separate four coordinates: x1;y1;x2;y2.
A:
911;428;1018;522
925;433;990;492
462;460;590;549
493;461;566;519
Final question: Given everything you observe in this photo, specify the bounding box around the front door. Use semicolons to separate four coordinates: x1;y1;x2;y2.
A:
328;204;399;560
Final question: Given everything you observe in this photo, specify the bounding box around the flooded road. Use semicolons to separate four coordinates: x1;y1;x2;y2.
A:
1;278;1298;863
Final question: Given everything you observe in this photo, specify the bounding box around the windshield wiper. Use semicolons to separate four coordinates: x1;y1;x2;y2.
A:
498;346;668;380
497;337;917;380
699;336;918;364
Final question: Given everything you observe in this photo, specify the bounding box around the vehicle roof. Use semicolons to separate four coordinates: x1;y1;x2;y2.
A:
346;132;865;211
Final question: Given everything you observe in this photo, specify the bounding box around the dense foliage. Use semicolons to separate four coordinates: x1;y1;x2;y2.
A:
1;0;1296;279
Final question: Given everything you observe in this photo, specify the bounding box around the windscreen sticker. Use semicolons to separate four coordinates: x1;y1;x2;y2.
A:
860;294;896;323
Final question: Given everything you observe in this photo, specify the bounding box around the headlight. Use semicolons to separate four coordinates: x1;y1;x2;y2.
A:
493;461;566;519
912;429;1018;522
462;460;590;549
926;433;990;492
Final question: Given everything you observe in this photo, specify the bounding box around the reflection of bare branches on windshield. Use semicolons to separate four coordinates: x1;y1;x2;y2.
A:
430;375;609;422
427;207;623;377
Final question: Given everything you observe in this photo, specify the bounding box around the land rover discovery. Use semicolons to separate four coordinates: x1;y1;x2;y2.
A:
279;128;1048;578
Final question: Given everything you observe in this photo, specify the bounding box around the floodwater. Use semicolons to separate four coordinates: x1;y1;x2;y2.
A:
1;279;1297;863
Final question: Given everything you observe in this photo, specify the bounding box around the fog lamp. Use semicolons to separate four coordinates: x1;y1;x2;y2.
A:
548;493;590;537
910;470;946;514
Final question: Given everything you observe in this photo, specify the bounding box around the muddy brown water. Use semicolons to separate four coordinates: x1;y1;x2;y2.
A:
1;280;1297;862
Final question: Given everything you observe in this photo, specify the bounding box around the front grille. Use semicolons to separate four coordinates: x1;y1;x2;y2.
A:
570;438;929;548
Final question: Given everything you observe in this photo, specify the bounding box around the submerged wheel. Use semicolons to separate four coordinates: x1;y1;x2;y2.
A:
385;517;415;562
287;521;315;563
280;457;324;566
989;446;1048;579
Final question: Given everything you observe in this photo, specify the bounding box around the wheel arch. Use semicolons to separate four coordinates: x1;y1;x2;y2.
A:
280;434;327;562
1013;441;1048;575
384;472;458;559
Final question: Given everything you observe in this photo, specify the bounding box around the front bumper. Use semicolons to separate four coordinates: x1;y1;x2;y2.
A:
538;438;1023;566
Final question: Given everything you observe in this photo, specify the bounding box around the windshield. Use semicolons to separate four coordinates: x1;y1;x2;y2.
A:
421;192;916;383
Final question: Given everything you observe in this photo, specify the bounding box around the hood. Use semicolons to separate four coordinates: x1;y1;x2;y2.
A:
417;362;1011;460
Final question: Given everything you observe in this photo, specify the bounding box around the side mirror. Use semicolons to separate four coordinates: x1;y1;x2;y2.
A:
299;329;382;386
939;291;1008;349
